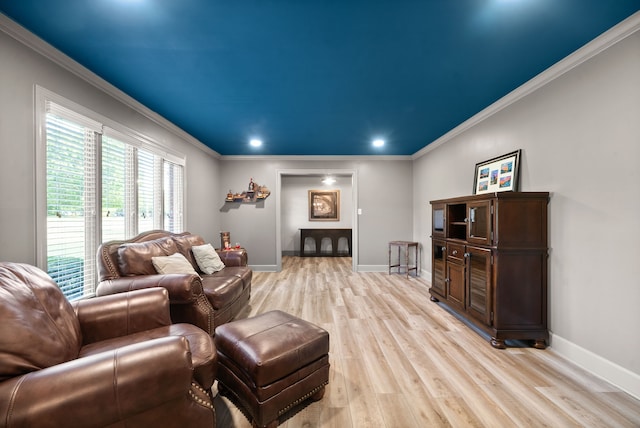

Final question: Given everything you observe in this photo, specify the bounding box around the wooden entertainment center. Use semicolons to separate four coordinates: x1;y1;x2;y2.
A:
430;192;549;349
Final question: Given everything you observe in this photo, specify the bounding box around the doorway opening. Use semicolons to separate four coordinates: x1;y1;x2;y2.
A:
275;169;358;272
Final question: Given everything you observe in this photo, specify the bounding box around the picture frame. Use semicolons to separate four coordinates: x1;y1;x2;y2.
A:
473;150;521;194
309;190;340;221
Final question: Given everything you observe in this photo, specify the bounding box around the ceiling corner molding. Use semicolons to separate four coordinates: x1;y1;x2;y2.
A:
412;11;640;161
0;13;221;160
220;154;413;161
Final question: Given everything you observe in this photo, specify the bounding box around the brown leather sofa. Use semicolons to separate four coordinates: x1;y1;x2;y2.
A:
0;262;216;428
96;230;251;336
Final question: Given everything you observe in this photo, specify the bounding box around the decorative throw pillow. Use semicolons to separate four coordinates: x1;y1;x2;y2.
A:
151;252;199;276
192;243;226;274
118;237;178;276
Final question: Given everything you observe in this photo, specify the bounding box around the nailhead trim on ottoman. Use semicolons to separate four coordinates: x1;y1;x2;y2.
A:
215;310;330;428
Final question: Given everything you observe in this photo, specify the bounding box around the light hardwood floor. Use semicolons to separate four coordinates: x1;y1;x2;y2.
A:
214;256;640;427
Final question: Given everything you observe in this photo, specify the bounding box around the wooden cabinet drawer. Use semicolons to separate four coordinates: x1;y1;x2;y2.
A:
447;243;465;262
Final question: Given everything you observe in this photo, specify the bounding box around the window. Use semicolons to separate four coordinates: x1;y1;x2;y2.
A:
102;135;129;241
136;148;161;233
37;88;185;301
45;112;99;301
102;133;169;240
164;160;184;232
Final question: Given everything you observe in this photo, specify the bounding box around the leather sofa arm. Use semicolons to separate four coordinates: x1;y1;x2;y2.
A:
73;288;172;344
0;336;194;427
216;248;248;267
96;273;204;303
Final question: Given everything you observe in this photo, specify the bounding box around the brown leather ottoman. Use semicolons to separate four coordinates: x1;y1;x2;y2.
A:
214;310;330;428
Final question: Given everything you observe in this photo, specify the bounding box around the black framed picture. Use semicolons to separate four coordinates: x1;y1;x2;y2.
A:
473;150;521;194
308;190;340;221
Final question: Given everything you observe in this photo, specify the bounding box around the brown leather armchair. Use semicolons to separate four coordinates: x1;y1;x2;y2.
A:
0;262;216;428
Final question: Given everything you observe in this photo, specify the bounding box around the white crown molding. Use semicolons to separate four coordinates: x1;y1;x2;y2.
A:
412;11;640;160
221;154;412;161
3;10;638;161
0;12;411;162
0;12;221;159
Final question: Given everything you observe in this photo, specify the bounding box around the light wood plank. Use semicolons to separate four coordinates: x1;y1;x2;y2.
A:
214;257;640;427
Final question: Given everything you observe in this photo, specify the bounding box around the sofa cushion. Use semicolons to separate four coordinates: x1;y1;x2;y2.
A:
151;253;199;276
202;276;245;309
0;263;82;381
174;234;205;268
192;244;226;274
217;266;253;288
118;237;178;276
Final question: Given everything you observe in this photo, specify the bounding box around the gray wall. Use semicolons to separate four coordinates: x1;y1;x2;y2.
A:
414;28;640;394
0;28;221;263
218;159;413;270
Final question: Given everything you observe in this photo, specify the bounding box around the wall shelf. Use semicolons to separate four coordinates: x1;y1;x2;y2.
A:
225;192;270;203
225;179;270;203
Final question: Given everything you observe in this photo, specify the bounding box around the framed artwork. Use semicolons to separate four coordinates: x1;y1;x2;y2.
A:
309;190;340;221
473;150;521;194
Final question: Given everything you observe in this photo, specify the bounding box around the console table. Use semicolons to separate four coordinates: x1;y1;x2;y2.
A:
300;228;352;257
388;241;419;278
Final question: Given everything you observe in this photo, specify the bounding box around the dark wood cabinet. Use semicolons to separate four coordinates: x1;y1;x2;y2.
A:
432;203;445;238
431;240;447;298
430;192;549;349
467;200;492;245
466;245;491;325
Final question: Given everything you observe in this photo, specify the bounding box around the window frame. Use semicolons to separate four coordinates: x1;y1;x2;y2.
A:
35;86;187;299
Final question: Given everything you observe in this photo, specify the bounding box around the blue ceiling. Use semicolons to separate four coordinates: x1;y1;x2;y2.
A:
1;1;638;156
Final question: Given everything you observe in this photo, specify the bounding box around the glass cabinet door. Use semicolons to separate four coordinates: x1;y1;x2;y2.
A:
432;203;445;238
431;240;447;299
467;200;492;245
466;246;492;325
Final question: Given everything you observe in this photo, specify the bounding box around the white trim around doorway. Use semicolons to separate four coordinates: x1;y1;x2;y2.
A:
276;169;358;272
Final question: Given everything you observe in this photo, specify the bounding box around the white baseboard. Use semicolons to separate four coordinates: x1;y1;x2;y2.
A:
250;264;640;399
549;333;640;400
421;269;639;399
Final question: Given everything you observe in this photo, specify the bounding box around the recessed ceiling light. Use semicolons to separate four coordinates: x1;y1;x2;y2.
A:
321;176;336;185
372;139;385;147
249;138;262;147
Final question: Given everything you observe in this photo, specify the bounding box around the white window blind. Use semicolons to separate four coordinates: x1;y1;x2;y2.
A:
45;113;98;301
102;135;127;242
137;149;156;233
39;92;187;301
163;160;184;233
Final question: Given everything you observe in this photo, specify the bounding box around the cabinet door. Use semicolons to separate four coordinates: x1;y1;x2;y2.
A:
467;200;492;245
432;203;445;238
466;246;492;325
431;240;447;299
446;262;465;311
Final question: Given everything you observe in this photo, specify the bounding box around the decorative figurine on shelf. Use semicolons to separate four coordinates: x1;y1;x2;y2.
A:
220;231;231;250
224;179;270;202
